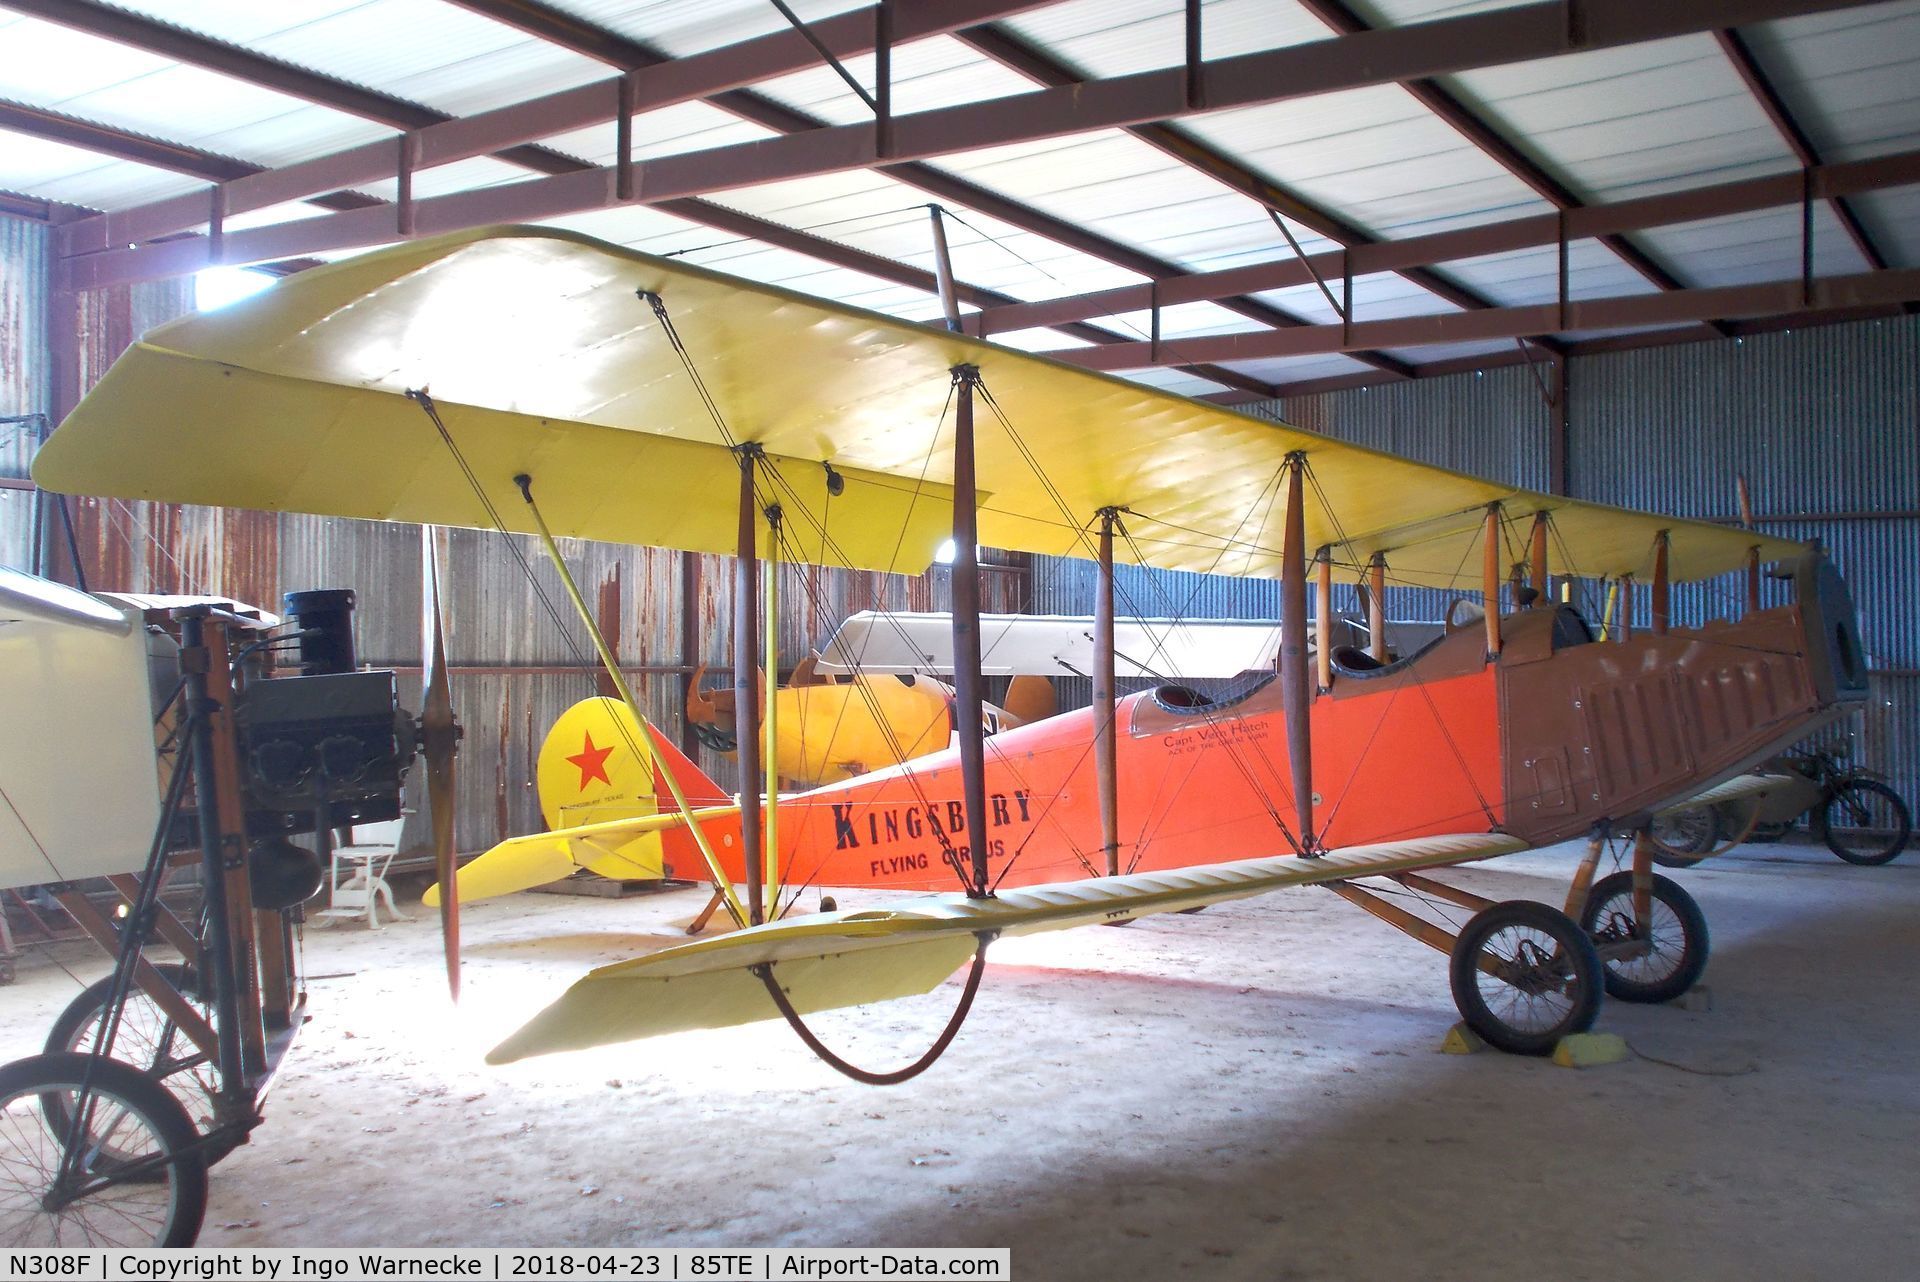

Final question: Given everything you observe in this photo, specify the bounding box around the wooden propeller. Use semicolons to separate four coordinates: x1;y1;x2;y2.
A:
420;528;461;999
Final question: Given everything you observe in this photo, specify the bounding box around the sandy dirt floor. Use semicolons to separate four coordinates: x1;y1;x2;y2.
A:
4;839;1917;1279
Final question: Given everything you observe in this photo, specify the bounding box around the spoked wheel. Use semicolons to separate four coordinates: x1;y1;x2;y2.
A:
1823;781;1912;866
44;964;231;1163
0;1052;208;1246
1448;901;1602;1056
1646;808;1715;868
1578;872;1709;1003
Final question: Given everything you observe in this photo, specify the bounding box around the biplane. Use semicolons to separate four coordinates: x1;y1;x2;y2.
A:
33;226;1865;1094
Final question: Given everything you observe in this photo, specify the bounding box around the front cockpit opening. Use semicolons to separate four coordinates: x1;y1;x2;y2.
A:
1150;671;1276;716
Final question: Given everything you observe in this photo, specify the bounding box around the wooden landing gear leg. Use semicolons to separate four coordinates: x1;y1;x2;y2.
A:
1575;834;1710;1004
686;889;728;936
1329;877;1601;1056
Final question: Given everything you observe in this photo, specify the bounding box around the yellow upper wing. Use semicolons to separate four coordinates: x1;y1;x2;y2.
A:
35;225;1800;585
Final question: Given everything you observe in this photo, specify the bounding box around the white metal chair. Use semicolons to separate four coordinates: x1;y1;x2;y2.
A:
313;815;411;929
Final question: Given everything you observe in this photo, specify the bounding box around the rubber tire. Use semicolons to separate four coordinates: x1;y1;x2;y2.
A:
1824;781;1912;866
1448;901;1602;1057
0;1051;208;1246
42;964;235;1165
1579;872;1709;1004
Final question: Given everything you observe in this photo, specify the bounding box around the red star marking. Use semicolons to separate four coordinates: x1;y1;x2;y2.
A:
566;731;615;791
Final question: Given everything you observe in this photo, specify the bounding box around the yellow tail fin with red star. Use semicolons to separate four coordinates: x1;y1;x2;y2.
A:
426;697;738;906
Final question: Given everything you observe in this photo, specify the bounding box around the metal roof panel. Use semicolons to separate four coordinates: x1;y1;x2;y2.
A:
0;129;203;211
1738;2;1920;162
998;0;1328;75
1217;352;1386;385
1634;203;1873;287
1392;339;1534;365
533;100;775;167
1176;85;1556;239
736;32;1036;127
1848;186;1920;269
547;0;869;59
1439;239;1663;308
1441;34;1797;202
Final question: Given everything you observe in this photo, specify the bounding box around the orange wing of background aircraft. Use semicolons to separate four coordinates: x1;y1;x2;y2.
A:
36;225;1860;1061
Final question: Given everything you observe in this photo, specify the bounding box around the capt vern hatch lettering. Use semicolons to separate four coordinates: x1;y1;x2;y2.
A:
830;790;1034;851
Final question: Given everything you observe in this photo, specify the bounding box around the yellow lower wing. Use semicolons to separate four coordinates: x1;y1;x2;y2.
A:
488;831;1524;1064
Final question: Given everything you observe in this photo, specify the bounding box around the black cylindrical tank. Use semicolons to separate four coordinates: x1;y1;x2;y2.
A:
282;588;359;675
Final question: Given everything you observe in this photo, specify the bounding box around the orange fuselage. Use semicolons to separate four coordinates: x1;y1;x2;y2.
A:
658;638;1505;895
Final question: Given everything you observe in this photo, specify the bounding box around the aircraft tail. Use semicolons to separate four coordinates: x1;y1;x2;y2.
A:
427;696;738;906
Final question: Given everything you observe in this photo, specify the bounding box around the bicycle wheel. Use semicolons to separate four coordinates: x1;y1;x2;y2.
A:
0;1051;208;1246
1824;781;1912;865
44;964;225;1158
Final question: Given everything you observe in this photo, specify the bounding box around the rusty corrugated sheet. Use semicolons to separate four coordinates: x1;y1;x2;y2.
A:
62;276;289;608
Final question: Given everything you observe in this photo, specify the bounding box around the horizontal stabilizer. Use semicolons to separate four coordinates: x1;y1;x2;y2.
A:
488;831;1524;1064
424;804;740;907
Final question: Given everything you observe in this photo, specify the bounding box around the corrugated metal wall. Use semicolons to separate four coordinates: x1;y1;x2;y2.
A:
1570;316;1920;812
0;217;51;570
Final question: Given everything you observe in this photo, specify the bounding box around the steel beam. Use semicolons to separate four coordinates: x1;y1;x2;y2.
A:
7;0;1265;390
0;190;83;221
448;5;1409;378
1051;265;1920;368
971;148;1920;335
51;0;1055;257
53;0;1876;286
15;0;1292;391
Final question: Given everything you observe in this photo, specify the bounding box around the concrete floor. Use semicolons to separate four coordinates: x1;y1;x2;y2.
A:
3;839;1917;1277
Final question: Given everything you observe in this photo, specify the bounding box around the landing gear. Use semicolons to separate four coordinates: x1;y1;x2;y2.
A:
1579;871;1709;1003
1334;836;1709;1057
1447;901;1602;1056
1646;807;1715;867
0;1051;209;1246
43;963;234;1162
